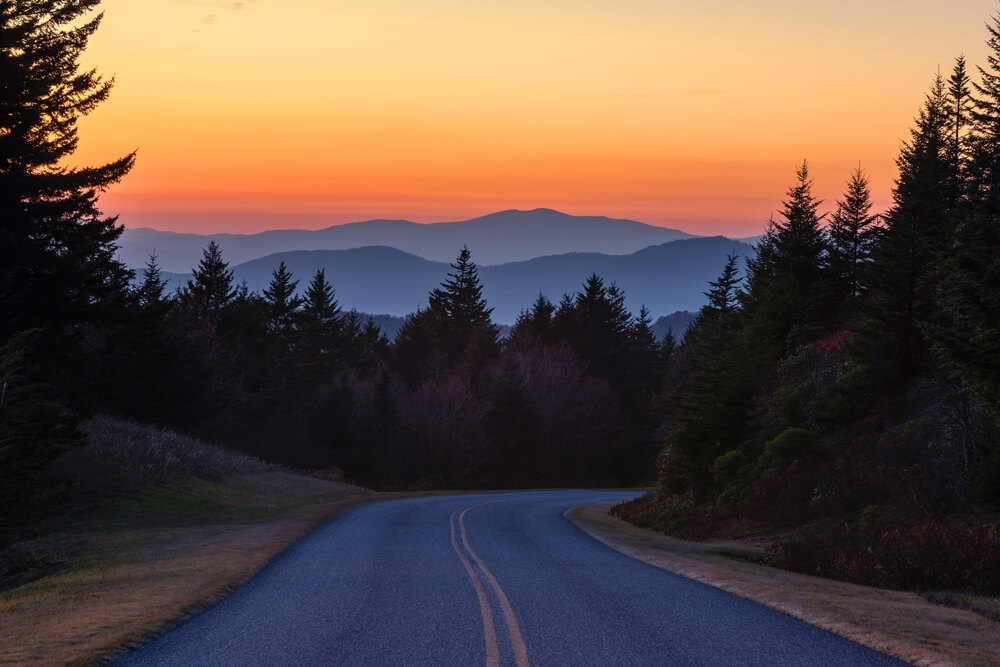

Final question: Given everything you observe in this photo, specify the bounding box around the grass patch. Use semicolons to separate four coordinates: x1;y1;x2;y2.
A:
921;591;1000;624
0;472;373;665
568;502;1000;666
0;417;374;666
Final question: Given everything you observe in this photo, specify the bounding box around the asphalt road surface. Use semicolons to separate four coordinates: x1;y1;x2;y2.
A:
114;490;907;666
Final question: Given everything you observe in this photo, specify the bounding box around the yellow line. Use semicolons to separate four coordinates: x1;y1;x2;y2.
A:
450;508;500;667
459;505;532;667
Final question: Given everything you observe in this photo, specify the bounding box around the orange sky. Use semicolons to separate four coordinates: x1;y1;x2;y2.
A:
74;0;998;237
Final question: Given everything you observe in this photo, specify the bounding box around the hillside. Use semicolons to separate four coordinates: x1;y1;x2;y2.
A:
119;208;696;272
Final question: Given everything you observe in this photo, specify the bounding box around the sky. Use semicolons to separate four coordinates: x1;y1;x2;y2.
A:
75;0;999;237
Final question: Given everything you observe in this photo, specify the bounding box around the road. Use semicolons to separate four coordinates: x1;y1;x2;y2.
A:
114;490;906;666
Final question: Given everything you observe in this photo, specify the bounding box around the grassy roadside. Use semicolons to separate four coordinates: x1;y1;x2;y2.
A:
0;471;376;665
0;416;383;666
568;502;1000;666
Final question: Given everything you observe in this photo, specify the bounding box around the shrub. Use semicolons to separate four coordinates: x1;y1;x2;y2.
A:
763;427;813;466
55;416;274;487
611;491;724;539
712;450;747;489
770;518;1000;595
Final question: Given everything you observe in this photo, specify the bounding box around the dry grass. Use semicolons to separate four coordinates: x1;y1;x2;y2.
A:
0;473;373;666
68;416;276;485
568;502;1000;667
0;417;373;666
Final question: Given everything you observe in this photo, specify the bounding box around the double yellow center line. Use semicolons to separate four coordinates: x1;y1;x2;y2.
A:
449;503;531;667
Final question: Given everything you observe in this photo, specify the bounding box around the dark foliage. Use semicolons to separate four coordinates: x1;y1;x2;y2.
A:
615;16;1000;596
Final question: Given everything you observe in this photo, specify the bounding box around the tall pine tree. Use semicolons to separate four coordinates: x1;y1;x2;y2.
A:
828;167;881;304
658;255;749;498
263;261;302;337
864;74;952;381
0;0;135;340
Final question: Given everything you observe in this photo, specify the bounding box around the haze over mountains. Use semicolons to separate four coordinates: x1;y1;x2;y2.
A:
119;208;696;272
128;208;758;324
160;237;754;325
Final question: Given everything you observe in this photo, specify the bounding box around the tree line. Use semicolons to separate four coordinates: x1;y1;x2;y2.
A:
0;3;667;513
616;31;1000;594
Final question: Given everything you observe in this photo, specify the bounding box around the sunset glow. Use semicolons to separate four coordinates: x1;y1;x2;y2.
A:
75;0;998;236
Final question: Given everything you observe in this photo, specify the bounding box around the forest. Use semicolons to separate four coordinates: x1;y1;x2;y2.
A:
2;0;998;596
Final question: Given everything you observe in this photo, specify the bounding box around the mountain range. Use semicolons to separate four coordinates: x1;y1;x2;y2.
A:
119;208;695;272
161;236;754;325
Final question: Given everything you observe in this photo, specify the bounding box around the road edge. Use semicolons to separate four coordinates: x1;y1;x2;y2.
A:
566;501;1000;666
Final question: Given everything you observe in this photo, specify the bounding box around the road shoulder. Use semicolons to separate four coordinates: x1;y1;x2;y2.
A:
567;501;1000;666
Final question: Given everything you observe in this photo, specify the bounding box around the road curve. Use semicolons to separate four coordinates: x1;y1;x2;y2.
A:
114;490;906;666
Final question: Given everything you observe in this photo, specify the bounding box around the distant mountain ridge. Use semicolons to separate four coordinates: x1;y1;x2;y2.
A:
119;208;697;272
160;236;755;324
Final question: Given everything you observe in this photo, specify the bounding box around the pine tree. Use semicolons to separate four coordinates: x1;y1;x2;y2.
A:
392;307;438;387
828;167;881;302
510;293;556;345
356;316;389;376
660;327;678;366
0;0;135;339
949;55;973;204
658;255;750;498
740;162;830;367
863;74;952;380
187;241;235;314
972;15;1000;218
923;24;1000;421
771;160;829;329
632;306;659;355
263;261;302;336
297;269;343;367
570;274;632;378
394;246;499;385
0;330;78;518
426;246;500;356
136;253;170;310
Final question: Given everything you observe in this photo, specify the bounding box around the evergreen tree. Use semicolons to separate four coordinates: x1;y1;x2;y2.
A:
631;306;659;355
771;160;829;329
863;74;952;380
570;274;632;378
392;307;438;387
949;55;973;204
297;269;343;375
393;247;499;384
924;25;1000;422
0;1;134;503
972;15;1000;218
187;241;235;314
627;305;663;402
0;0;135;340
263;261;302;336
658;255;749;498
357;316;390;376
136;253;170;310
740;162;829;370
660;327;678;366
0;330;78;518
509;293;556;344
550;293;578;342
828;167;881;303
426;246;500;357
